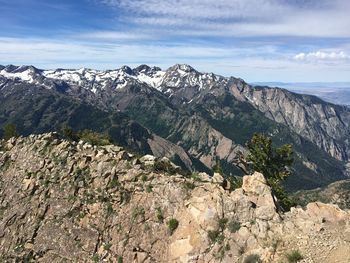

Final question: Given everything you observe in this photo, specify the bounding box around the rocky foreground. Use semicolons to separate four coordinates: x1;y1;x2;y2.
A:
0;133;349;262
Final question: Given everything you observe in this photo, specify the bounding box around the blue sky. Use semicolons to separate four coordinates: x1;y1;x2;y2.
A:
0;0;350;82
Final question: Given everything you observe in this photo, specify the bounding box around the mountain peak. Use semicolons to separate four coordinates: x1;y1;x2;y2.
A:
3;64;19;72
13;65;42;74
168;64;197;73
120;65;134;75
134;64;151;73
134;64;162;75
0;64;42;83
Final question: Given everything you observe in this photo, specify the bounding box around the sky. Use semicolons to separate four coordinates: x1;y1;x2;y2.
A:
0;0;350;82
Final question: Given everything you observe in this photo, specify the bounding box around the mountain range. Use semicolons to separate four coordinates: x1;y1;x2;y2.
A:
1;64;349;190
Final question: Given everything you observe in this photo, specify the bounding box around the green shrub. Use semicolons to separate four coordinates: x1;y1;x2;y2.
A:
78;129;111;146
156;207;164;223
228;219;241;233
167;218;179;235
61;127;111;146
61;126;78;141
2;123;18;140
91;254;99;262
154;160;177;175
132;207;145;221
103;242;112;251
117;256;123;263
243;254;261;263
285;250;303;262
191;171;201;181
145;185;153;193
225;175;243;191
184;181;195;191
207;230;224;244
218;218;228;230
141;174;148;182
106;202;114;216
212;160;223;174
0;156;11;171
108;177;120;189
120;191;131;204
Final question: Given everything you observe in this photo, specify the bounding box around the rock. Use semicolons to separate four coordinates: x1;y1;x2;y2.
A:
22;178;35;191
242;172;268;195
82;143;93;150
0;133;349;263
140;154;156;166
212;172;224;184
305;202;349;222
116;150;132;161
197;172;211;182
95;149;107;159
6;137;16;150
242;172;276;208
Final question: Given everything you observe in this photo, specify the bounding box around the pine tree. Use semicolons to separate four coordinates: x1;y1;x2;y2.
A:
246;133;295;211
3;123;18;140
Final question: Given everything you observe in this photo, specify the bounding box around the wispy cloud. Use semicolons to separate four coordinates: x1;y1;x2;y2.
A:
78;31;155;41
294;51;350;62
101;0;350;38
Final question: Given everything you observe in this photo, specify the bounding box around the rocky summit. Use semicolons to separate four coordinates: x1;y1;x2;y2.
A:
1;133;349;262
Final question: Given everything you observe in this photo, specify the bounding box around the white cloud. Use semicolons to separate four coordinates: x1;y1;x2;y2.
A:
100;0;350;38
294;51;350;61
78;31;155;41
1;37;349;82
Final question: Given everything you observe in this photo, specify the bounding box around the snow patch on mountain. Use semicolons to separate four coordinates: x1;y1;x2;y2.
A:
42;68;136;92
0;66;36;83
43;69;84;84
135;71;165;90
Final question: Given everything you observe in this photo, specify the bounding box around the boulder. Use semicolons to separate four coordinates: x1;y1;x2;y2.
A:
212;172;224;184
305;202;349;222
140;154;156;166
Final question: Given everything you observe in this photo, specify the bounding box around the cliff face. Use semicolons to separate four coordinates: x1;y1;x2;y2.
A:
1;134;349;262
238;85;350;162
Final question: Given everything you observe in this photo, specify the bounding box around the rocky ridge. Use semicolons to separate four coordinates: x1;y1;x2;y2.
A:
0;133;349;262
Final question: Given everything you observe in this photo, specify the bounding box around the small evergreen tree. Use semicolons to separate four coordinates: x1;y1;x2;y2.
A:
246;133;295;211
61;126;78;141
3;123;18;140
212;159;223;174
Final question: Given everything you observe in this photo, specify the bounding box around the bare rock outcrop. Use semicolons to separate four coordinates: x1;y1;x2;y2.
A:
0;134;349;262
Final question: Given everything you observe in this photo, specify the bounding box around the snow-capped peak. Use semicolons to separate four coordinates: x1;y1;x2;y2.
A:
132;65;165;90
0;65;40;83
159;64;227;95
169;64;196;73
